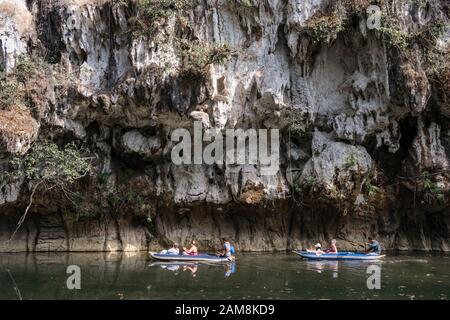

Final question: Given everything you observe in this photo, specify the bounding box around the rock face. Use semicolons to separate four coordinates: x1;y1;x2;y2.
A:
0;0;449;252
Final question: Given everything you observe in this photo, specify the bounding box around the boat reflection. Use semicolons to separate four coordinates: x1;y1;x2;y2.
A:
305;260;339;278
183;264;198;277
148;261;236;278
304;260;384;278
225;262;236;277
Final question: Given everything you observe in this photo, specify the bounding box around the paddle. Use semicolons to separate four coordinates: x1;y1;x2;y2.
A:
347;241;367;253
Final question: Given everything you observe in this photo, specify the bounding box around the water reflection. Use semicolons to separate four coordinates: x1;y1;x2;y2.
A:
0;252;447;300
183;264;198;277
225;263;236;277
304;259;385;279
148;262;197;275
305;260;339;278
6;269;23;300
148;261;236;278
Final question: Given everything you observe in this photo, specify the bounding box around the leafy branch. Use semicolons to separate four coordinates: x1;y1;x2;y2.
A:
9;141;94;240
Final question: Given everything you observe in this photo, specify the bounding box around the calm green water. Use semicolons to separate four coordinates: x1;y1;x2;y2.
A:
0;252;448;300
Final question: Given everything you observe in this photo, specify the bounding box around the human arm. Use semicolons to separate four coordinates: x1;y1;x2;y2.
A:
184;246;193;254
327;244;337;253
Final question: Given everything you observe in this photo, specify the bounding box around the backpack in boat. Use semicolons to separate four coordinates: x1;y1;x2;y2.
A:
230;246;235;254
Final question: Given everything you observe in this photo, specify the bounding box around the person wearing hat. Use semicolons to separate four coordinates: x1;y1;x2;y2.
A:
216;237;236;260
366;237;382;254
160;242;180;255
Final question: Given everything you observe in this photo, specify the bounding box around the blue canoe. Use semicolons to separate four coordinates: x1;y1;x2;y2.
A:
295;251;385;260
149;261;199;267
149;252;233;263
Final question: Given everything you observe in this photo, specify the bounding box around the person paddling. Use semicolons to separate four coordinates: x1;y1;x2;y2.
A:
366;237;382;254
217;238;235;259
183;240;198;256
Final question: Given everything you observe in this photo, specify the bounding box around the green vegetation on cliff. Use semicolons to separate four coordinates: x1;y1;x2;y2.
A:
8;141;94;239
177;40;234;78
132;0;193;36
24;142;92;183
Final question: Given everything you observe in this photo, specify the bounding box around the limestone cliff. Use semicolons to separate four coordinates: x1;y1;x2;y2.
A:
0;0;449;252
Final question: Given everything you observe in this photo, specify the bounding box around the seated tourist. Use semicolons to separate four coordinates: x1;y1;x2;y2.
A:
182;240;198;256
307;243;324;254
325;239;338;254
160;242;180;255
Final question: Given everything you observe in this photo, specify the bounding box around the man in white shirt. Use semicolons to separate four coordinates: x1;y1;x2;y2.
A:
160;242;180;255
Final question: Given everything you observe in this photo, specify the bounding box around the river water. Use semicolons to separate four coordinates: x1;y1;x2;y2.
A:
0;252;448;300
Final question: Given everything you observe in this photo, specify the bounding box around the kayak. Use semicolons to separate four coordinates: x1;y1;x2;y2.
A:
295;251;386;260
149;261;198;267
149;252;233;263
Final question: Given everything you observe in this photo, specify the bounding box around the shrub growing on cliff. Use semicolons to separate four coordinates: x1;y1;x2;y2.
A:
227;0;258;14
0;55;33;109
420;171;445;203
340;0;373;12
14;55;38;83
377;8;448;65
418;19;449;77
0;156;22;183
0;73;21;109
177;40;234;78
305;176;317;187
140;0;192;21
360;167;381;201
9;141;94;240
0;54;46;110
287;110;311;138
133;0;193;36
378;24;410;50
303;5;347;44
344;152;359;168
24;142;92;182
366;180;380;199
376;10;412;51
237;0;254;7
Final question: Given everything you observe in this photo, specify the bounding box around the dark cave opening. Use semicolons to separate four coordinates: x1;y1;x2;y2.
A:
36;2;65;65
369;117;418;179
